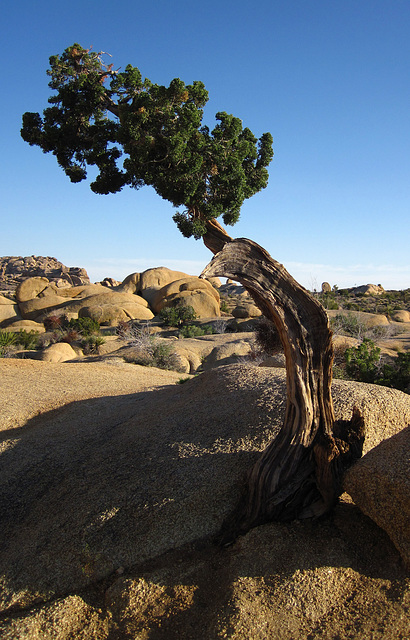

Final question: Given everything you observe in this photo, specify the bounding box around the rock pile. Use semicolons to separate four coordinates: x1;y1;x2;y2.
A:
0;265;222;330
0;256;90;291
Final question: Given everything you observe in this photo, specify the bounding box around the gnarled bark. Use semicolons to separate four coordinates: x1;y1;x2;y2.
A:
201;238;364;540
202;218;233;255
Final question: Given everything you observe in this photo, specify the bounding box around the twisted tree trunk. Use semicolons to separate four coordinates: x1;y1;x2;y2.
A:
201;234;364;541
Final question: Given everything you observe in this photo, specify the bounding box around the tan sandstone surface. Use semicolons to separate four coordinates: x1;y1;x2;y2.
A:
0;359;409;639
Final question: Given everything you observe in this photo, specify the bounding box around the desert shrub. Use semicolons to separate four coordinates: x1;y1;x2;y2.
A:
116;320;131;337
14;330;41;350
254;318;282;355
0;330;17;348
68;317;100;335
220;299;230;313
331;341;350;379
120;323;178;370
0;330;17;357
60;329;80;344
343;339;410;393
150;342;177;369
159;305;196;327
330;313;367;339
179;324;215;338
81;335;105;354
319;293;339;310
43;314;69;331
378;352;410;393
125;338;178;370
344;338;381;383
213;318;228;334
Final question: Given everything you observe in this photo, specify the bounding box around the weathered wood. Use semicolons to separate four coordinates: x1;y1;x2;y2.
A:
203;218;233;255
201;238;364;539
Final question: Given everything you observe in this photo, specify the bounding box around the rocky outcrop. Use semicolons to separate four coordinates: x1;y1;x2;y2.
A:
327;308;390;327
5;279;154;325
118;267;191;304
33;342;78;363
232;303;262;319
351;283;385;296
392;309;410;323
0;256;90;291
1;362;409;615
344;426;410;569
0;362;409;637
152;276;220;317
0;296;20;324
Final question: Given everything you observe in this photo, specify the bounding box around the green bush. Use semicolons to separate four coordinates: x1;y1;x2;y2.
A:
159;305;196;327
378;352;410;392
343;339;410;393
0;329;42;355
0;330;17;348
81;335;105;354
220;299;230;313
151;342;177;369
69;317;100;335
319;293;339;310
0;330;17;356
14;330;41;350
179;324;215;338
345;338;381;383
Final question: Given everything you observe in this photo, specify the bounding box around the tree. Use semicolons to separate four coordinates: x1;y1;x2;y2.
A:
21;44;273;248
21;44;363;539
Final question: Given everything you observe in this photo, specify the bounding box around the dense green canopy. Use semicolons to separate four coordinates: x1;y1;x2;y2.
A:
22;44;273;238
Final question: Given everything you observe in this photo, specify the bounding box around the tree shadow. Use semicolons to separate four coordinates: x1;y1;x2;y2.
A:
0;371;282;615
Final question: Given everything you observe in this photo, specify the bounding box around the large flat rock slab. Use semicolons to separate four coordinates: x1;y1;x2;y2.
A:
1;360;409;613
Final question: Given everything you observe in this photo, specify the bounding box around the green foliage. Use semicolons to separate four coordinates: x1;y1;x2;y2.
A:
342;339;410;393
179;323;215;338
0;329;41;355
81;335;105;354
345;339;381;383
0;331;17;348
14;330;41;350
159;305;197;327
119;322;179;370
320;294;339;310
21;43;273;238
220;299;230;313
378;352;410;392
68;317;100;335
150;342;177;370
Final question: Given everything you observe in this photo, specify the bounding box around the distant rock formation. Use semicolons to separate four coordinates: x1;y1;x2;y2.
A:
0;256;90;291
351;283;385;296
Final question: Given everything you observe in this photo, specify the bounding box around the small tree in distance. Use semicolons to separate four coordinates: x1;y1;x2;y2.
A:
21;44;364;541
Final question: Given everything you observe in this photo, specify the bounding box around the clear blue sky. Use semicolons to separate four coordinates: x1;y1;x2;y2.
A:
1;0;409;289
